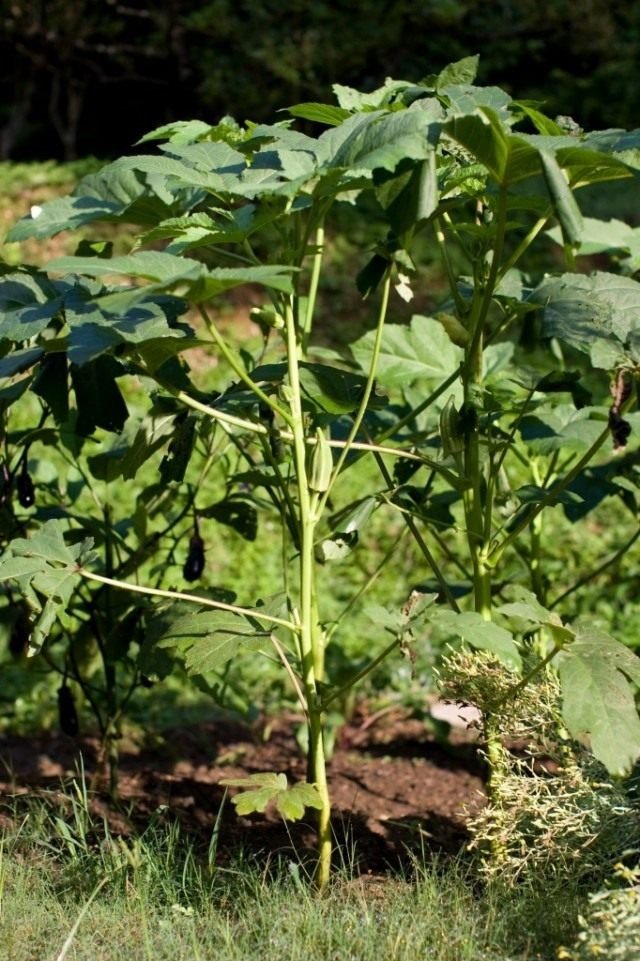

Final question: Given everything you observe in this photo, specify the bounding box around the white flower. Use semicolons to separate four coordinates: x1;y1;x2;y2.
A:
394;272;414;302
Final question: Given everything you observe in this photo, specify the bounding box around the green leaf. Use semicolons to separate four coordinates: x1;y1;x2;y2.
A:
137;119;215;144
546;217;635;256
48;251;203;286
511;102;566;136
71;356;129;435
0;270;65;340
276;781;324;821
429;609;522;670
7;158;194;241
377;152;439;237
514;484;582;506
364;604;404;633
299;362;375;414
443;86;513;121
352;315;462;389
7;196;121;242
146;606;268;676
519;406;605;455
531;271;640;367
331;78;416;112
201;498;258;541
322;104;435;175
558;628;640;773
220;772;323;821
0;520;95;652
287;103;350;126
436;56;479;91
0;346;43;378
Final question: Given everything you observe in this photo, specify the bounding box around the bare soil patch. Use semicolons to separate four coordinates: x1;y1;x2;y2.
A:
0;707;486;874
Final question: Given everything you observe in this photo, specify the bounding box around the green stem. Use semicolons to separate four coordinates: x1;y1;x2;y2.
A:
488;424;611;565
494;640;565;710
317;269;392;512
462;187;505;618
326;527;409;644
374;452;461;612
435;217;466;317
321;635;402;711
529;459;546;607
76;569;297;633
176;390;269;435
283;297;331;889
549;526;640;611
496;211;551;281
198;305;292;427
302;223;324;352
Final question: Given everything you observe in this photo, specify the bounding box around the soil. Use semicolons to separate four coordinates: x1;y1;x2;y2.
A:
0;705;487;875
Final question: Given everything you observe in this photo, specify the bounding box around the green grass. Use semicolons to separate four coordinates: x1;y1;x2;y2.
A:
0;792;588;961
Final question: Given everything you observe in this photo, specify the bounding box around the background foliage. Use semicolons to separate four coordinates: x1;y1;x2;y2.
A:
2;0;640;160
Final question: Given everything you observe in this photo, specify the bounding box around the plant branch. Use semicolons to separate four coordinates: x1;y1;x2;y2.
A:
75;569;298;633
549;526;640;610
317;269;392;512
488;423;612;565
321;635;402;710
198;304;292;426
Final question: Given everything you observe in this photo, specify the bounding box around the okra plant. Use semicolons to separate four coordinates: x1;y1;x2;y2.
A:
2;56;640;888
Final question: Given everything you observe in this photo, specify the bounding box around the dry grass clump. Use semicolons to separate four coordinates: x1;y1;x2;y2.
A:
437;650;640;885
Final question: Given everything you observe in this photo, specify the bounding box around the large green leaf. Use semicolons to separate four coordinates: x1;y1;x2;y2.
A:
47;253;295;301
319;103;436;175
518;405;606;455
0;270;65;341
7;159;197;241
137;119;215;144
7;196;121;242
582;128;640;171
428;609;521;670
0;520;95;652
531;271;640;367
0;346;43;378
352;314;462;389
435;56;480;91
66;299;192;367
443;85;513;121
546;216;636;255
147;606;268;676
558;627;640;773
48;251;202;285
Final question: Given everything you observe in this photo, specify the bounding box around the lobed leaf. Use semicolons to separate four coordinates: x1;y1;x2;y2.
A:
559;628;640;773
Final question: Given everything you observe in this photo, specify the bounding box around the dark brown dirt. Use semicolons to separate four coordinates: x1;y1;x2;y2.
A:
0;706;486;875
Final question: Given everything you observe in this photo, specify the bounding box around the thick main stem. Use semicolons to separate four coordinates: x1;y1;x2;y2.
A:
284;299;331;889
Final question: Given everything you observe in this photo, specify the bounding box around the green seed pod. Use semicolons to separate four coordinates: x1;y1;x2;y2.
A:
250;305;285;331
308;428;333;493
58;684;79;737
439;396;465;459
436;312;469;348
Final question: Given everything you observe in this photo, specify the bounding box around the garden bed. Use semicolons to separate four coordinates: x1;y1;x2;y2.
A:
0;709;485;875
